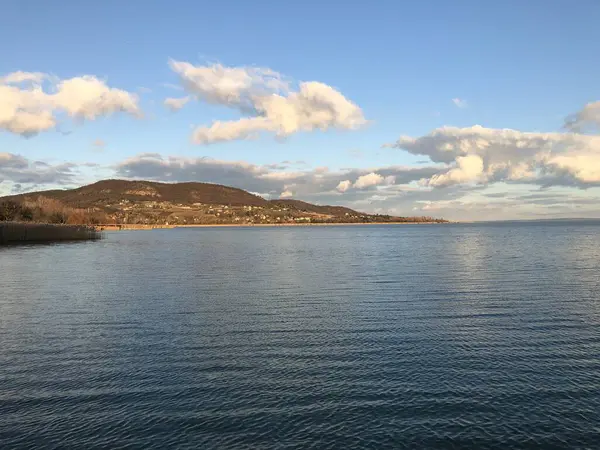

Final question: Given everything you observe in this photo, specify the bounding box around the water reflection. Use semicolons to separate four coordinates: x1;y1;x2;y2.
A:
1;223;600;448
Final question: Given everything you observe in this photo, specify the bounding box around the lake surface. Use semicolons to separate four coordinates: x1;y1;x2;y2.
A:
1;222;600;449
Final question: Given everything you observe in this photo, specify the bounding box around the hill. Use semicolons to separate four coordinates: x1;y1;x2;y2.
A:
1;179;446;225
269;199;359;217
10;179;269;208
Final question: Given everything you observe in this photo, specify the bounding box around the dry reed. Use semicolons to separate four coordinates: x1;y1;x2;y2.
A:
0;222;102;245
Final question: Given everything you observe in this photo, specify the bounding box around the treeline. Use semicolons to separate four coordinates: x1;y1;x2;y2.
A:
0;198;108;225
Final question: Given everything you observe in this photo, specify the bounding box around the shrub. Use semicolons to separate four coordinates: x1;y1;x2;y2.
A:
49;211;67;224
66;210;86;224
19;206;34;221
0;201;22;221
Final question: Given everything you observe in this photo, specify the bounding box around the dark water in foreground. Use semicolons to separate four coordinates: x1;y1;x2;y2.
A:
1;222;600;449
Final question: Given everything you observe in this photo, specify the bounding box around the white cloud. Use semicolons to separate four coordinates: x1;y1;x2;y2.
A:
427;154;484;187
353;172;384;189
0;71;141;136
169;61;288;109
0;71;46;84
335;173;395;192
452;98;468;108
169;61;366;144
53;76;140;120
388;125;600;187
193;117;271;144
336;180;352;192
164;96;191;111
279;190;293;198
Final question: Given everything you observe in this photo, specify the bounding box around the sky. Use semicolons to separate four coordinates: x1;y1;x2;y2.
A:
2;0;600;221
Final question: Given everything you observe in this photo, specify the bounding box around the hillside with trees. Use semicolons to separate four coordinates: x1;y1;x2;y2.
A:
1;180;447;225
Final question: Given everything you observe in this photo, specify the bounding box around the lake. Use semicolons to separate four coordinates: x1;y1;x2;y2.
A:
1;222;600;448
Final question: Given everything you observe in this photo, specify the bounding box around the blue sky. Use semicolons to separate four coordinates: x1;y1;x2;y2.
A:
2;0;600;220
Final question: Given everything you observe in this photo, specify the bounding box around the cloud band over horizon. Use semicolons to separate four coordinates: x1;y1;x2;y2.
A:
2;58;600;221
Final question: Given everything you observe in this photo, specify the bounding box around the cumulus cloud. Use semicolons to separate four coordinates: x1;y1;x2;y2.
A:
336;180;352;192
427;154;484;187
388;125;600;188
164;96;191;111
345;172;396;190
10;149;593;221
0;71;140;136
193;117;271;144
53;76;140;120
169;61;366;144
169;61;287;108
354;172;384;189
452;98;468;108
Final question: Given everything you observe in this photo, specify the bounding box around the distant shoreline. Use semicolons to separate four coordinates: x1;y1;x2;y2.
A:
98;221;448;230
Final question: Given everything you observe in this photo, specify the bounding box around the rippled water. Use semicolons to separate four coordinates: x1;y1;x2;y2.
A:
1;222;600;449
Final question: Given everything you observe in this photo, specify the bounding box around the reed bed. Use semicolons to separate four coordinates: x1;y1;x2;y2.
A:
0;222;103;245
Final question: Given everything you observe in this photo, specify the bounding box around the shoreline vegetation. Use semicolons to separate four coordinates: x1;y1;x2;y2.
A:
0;222;102;245
0;220;448;244
97;221;448;231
